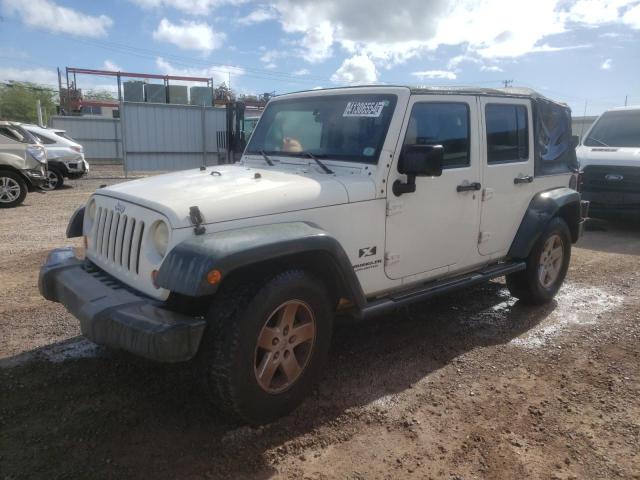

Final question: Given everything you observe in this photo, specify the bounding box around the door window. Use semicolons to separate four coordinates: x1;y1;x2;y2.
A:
403;102;470;169
486;104;529;163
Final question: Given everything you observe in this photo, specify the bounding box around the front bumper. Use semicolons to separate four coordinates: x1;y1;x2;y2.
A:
22;167;48;188
581;191;640;219
39;248;206;362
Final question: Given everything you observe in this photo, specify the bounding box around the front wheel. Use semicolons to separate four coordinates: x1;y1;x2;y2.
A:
198;270;333;424
0;171;28;208
506;217;572;305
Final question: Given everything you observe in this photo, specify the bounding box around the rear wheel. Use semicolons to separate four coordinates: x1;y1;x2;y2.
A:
506;217;571;304
0;171;27;208
198;269;333;424
42;169;64;191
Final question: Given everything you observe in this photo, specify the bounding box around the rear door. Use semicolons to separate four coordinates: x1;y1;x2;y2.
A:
478;98;534;256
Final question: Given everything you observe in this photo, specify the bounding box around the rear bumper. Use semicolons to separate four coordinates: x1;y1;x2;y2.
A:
39;248;206;362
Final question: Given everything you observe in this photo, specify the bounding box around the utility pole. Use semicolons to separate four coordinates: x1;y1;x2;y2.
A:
36;99;43;126
502;79;513;88
625;95;628;107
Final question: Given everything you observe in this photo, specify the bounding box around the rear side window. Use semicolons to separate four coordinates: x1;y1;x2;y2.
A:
486;104;529;163
403;102;470;168
32;132;57;144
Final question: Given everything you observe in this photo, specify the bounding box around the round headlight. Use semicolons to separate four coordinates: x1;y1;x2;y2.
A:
153;221;170;257
87;199;97;221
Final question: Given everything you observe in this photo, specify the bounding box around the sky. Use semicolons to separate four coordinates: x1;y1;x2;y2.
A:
0;0;639;116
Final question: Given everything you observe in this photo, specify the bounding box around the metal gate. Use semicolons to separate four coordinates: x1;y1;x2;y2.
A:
49;115;121;162
120;102;227;172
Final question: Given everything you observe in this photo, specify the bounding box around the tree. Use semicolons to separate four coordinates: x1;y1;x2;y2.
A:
83;89;116;101
214;82;235;102
0;81;58;124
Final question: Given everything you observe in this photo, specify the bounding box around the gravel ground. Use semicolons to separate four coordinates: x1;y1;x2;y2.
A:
1;166;639;479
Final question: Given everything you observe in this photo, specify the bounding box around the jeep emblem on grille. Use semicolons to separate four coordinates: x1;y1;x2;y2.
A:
605;173;624;182
114;202;126;213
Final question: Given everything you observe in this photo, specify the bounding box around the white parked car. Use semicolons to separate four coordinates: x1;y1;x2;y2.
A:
576;106;640;219
40;86;587;424
22;124;89;190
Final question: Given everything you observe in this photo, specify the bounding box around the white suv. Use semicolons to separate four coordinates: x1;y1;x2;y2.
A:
22;124;89;190
40;86;587;423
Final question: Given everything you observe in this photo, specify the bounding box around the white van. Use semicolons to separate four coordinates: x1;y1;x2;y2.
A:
576;106;640;219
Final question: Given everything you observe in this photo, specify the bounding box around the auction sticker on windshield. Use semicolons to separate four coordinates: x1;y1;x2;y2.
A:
343;101;386;117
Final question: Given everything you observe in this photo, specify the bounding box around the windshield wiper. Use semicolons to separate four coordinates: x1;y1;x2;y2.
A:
258;150;275;166
302;152;333;174
586;136;610;147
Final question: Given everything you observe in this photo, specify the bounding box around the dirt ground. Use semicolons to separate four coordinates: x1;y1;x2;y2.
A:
1;166;639;480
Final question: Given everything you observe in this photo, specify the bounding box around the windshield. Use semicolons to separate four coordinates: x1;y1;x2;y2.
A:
246;94;397;164
0;125;37;143
584;110;640;148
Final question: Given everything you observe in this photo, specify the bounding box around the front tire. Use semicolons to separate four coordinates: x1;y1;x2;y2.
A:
0;171;28;208
506;217;571;305
198;270;334;424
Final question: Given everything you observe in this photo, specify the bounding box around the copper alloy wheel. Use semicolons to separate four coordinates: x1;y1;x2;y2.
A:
254;299;316;394
538;233;564;289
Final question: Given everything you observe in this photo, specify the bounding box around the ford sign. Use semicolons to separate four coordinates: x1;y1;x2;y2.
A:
604;174;624;182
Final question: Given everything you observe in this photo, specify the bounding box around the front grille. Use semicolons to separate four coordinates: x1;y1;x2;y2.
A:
582;165;640;193
90;206;145;274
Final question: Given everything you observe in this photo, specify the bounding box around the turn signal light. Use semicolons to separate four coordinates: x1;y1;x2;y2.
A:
207;269;222;285
151;269;159;289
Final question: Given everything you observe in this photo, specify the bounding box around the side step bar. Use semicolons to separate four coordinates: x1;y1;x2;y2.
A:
359;261;526;319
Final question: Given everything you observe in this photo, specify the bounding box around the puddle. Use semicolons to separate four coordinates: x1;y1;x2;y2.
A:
0;337;103;368
510;285;624;348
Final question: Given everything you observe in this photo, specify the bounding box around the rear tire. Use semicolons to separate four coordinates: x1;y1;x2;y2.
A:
42;169;64;191
0;171;28;208
506;217;571;305
198;269;333;424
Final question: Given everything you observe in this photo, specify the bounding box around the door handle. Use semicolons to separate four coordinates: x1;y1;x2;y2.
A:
456;182;481;192
514;175;534;184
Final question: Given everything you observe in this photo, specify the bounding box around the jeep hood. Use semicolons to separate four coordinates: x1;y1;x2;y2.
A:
577;146;640;169
98;164;353;228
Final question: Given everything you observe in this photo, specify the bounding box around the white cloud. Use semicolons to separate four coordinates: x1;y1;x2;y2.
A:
330;54;377;85
412;70;457;80
264;62;277;70
601;58;613;69
152;18;225;53
103;60;122;71
238;7;277;25
270;0;640;67
567;0;638;25
622;2;640;28
0;66;58;87
155;57;244;86
2;0;113;38
480;65;504;72
293;68;310;76
130;0;245;15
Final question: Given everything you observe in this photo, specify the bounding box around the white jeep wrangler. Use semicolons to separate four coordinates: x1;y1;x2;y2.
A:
40;86;587;424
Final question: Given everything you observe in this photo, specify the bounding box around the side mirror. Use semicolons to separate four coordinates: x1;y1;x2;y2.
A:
393;144;444;196
571;135;580;149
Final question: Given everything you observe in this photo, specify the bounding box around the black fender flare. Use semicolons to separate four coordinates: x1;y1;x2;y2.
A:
508;187;582;259
156;222;367;309
66;205;85;238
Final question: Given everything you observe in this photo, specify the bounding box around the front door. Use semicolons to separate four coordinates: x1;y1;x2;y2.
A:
478;98;535;256
385;96;482;280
